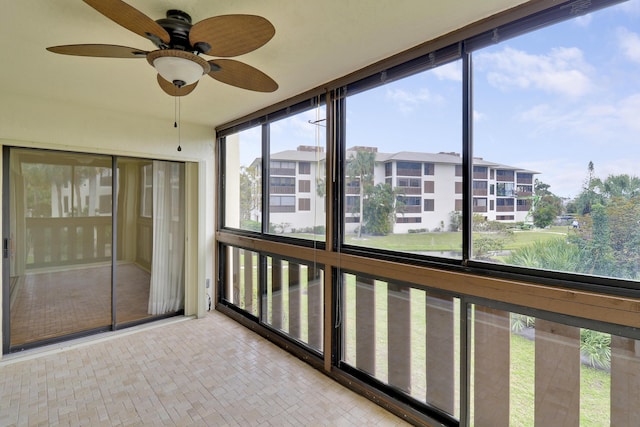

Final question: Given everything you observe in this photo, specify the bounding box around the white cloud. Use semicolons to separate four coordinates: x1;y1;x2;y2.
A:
478;46;593;98
473;109;486;122
617;27;640;64
432;61;462;82
386;87;442;113
517;92;640;138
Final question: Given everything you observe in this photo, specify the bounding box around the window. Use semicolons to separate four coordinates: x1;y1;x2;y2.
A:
299;180;311;192
344;60;462;249
396;217;422;223
396;161;422;176
223;127;262;231
217;3;640;424
473;180;488;195
270;195;295;212
496;169;514;182
473;197;488;213
424;163;434;175
141;164;153;218
496;182;515;197
424;180;435;193
268;104;326;239
424;199;435;211
473;166;488;179
298;198;311;211
299;162;311;174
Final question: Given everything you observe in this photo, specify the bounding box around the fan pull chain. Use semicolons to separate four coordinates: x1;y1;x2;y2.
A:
175;95;182;151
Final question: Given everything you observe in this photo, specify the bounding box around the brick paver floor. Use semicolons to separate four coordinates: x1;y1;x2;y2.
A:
0;311;408;426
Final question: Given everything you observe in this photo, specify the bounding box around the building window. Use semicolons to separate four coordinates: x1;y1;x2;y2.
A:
385;162;392;177
396;216;422;224
270;195;295;213
424;199;435;212
455;164;463;177
424;180;435;193
473;197;488;213
496;182;515;197
496;169;514;182
455;181;463;194
424;163;434;176
298;198;311;211
455;199;462;211
270;177;296;194
299;180;311;193
473;166;488;179
299;162;311;174
473;180;488;195
396;161;422;176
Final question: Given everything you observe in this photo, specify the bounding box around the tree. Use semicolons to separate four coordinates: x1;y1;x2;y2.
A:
346;150;376;238
363;183;400;235
531;179;562;228
239;165;261;224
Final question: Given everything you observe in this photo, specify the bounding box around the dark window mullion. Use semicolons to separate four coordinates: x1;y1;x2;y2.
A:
462;51;473;262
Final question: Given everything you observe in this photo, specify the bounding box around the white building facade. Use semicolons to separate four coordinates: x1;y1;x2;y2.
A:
266;146;537;234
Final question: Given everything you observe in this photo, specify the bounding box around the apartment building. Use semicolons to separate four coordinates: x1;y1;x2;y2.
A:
268;146;537;233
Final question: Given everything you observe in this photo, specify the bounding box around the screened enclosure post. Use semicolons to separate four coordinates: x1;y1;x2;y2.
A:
611;335;640;425
425;293;455;414
288;262;301;339
271;258;283;330
473;306;510;426
355;276;375;375
243;249;253;313
307;265;323;351
388;282;411;392
535;320;579;427
232;247;240;305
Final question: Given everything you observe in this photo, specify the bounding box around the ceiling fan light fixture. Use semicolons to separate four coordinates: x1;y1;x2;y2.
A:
147;50;211;87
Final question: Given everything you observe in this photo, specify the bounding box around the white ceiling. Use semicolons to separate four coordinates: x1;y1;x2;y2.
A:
2;0;526;129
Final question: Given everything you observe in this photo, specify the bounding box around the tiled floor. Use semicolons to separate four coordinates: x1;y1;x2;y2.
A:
10;264;154;347
0;310;409;426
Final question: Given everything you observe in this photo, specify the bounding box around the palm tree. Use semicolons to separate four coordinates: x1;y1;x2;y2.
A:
346;150;376;238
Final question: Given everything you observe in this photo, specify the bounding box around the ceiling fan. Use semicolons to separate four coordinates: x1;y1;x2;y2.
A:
47;0;278;96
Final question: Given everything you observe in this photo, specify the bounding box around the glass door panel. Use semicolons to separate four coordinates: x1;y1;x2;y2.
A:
8;149;112;347
115;159;185;325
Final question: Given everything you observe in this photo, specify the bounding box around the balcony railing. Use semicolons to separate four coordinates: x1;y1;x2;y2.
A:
26;216;111;269
217;235;640;426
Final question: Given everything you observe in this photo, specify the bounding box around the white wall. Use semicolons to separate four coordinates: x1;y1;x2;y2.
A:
0;92;216;348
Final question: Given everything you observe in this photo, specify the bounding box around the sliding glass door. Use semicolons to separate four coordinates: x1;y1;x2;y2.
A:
3;148;185;351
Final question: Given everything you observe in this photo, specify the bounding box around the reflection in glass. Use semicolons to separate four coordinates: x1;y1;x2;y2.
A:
9;149;113;346
115;159;185;325
224;127;262;232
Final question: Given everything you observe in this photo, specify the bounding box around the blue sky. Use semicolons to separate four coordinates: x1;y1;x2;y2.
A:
241;0;640;200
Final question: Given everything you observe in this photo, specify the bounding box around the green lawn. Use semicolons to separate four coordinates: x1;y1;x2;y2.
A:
342;225;569;253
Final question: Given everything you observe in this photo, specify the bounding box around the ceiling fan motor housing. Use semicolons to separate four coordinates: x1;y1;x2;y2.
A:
155;10;195;51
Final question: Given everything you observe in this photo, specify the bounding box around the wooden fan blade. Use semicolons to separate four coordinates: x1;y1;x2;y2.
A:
47;44;147;58
83;0;170;44
157;74;198;97
190;15;275;57
208;59;278;92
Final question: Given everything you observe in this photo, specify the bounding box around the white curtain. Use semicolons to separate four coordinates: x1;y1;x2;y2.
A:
148;161;185;315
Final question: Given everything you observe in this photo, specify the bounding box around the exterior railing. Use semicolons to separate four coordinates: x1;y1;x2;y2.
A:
25;216;111;269
217;234;640;426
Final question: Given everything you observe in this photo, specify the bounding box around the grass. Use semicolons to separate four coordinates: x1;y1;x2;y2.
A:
342;225;569;253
